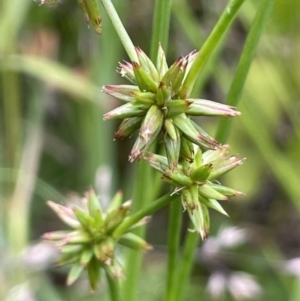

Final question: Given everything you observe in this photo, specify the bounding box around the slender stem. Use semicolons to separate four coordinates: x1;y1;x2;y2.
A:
215;0;276;143
150;0;173;61
113;193;178;239
179;0;246;99
165;199;183;301
173;226;199;301
150;2;180;300
100;0;138;62
121;161;153;301
106;270;121;301
103;0;174;299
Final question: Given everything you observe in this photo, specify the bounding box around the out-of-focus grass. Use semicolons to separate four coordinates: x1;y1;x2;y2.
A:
1;0;300;300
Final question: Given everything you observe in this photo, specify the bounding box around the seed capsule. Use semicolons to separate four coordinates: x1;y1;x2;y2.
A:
78;0;102;34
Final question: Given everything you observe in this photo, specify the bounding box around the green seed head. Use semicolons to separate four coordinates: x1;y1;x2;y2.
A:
103;45;241;165
146;145;244;238
43;188;151;290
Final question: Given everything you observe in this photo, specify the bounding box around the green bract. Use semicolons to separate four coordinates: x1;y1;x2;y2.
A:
146;145;245;239
43;188;151;290
103;45;241;166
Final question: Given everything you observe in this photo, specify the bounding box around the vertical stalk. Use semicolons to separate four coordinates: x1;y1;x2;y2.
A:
150;1;185;300
215;0;276;143
100;0;138;62
150;0;172;61
165;199;183;301
173;226;199;301
98;1;153;300
179;0;246;99
106;271;121;301
121;160;154;301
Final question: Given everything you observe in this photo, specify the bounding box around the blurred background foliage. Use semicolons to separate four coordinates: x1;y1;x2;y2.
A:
1;0;300;300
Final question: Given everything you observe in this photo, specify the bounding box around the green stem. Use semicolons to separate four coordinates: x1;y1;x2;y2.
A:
165;199;183;301
106;270;121;301
121;161;154;301
174;226;199;301
113;193;178;239
215;0;276;143
179;0;246;99
100;0;138;62
109;0;174;298
150;0;173;61
150;1;178;300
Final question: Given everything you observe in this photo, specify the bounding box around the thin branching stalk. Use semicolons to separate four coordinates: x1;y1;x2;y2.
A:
215;0;276;143
106;271;121;301
121;162;155;301
179;0;246;99
165;200;183;301
173;224;200;301
102;0;175;299
113;194;179;239
100;0;138;62
150;0;172;61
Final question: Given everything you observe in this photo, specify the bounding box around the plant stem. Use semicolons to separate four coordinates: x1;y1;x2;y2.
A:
106;270;121;301
215;0;276;143
150;0;172;61
121;162;152;301
113;193;179;239
100;0;138;62
179;0;246;99
165;199;183;301
173;225;199;301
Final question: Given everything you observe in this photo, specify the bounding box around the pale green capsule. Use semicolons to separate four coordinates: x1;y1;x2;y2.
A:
78;0;102;34
87;257;101;291
164;132;180;170
198;184;228;201
199;196;228;216
119;232;152;251
67;264;84;286
156;43;168;79
190;164;213;183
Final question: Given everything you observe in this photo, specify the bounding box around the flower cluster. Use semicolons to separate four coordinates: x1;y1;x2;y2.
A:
43;188;151;290
146;145;244;239
103;46;240;167
102;45;244;238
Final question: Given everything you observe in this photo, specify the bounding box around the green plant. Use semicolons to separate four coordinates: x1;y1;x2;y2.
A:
0;0;281;300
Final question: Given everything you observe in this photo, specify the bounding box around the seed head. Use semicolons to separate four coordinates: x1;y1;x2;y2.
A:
103;45;241;166
43;188;151;290
146;145;245;239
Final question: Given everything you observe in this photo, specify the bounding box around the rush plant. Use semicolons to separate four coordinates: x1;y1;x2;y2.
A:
38;0;276;300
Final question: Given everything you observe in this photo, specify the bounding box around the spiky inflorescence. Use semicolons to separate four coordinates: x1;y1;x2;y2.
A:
43;188;151;290
146;145;245;239
103;45;241;167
